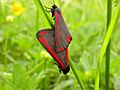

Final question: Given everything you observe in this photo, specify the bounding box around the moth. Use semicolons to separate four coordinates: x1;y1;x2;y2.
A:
36;4;72;74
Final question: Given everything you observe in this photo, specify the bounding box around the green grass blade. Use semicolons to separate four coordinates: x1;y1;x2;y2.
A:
33;0;54;28
69;57;86;90
105;0;112;89
27;61;44;74
95;5;119;90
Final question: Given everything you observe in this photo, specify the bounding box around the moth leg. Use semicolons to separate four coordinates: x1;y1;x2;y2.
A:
45;9;51;12
44;5;51;9
44;6;51;12
58;67;62;73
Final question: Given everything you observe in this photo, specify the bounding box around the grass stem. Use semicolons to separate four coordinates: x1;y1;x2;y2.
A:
105;0;112;89
94;5;119;90
69;57;86;90
33;0;54;28
27;61;44;74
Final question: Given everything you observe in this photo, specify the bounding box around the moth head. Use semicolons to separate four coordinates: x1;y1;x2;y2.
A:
51;4;61;17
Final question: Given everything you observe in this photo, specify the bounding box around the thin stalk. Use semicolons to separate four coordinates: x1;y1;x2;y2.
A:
105;0;112;90
69;57;86;90
33;0;54;28
94;5;119;90
27;61;44;74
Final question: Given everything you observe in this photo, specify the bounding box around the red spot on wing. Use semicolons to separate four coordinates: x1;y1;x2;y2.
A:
55;11;59;38
67;35;72;44
38;38;47;45
58;47;64;52
39;31;46;35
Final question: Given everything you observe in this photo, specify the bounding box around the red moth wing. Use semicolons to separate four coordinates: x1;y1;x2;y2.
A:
36;29;70;74
55;9;72;52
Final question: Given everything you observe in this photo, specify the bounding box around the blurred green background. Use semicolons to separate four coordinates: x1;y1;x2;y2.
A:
0;0;120;90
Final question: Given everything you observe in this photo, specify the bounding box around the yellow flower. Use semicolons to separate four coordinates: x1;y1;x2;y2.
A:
12;2;24;16
6;15;14;22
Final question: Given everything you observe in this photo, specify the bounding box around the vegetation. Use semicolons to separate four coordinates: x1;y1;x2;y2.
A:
0;0;120;90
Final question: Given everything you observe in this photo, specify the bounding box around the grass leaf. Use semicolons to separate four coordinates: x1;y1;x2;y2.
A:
95;5;119;90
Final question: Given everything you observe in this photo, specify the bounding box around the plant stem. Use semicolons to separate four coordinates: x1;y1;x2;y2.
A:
33;0;54;28
94;5;119;90
69;57;86;90
105;0;112;90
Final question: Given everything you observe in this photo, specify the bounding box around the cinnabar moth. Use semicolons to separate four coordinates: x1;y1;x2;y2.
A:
36;4;72;74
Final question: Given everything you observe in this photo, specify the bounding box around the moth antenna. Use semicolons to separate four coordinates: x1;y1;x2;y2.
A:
44;5;51;9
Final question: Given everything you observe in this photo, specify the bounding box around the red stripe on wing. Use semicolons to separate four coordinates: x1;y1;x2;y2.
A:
54;8;72;53
39;31;46;35
55;11;59;39
38;37;65;69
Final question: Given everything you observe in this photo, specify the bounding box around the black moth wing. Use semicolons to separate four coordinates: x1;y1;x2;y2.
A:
55;9;72;53
36;29;55;51
36;29;70;74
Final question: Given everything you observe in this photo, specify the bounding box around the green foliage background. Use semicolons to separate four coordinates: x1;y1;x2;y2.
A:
0;0;120;90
